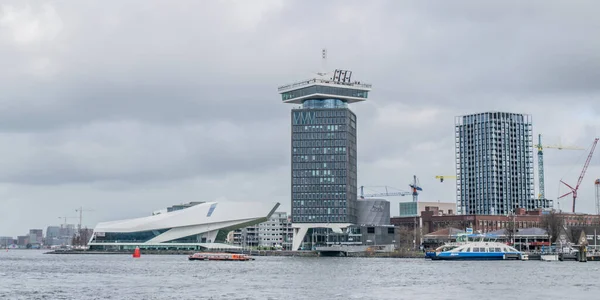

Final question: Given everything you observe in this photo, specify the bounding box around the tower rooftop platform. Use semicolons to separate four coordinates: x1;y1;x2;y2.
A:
278;70;372;104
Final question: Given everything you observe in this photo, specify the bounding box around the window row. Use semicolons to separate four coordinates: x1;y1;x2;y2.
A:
292;155;347;163
293;169;347;178
293;147;347;155
292;111;349;125
292;125;345;133
293;177;344;184
293;162;348;170
293;207;346;215
292;132;347;140
293;140;348;148
293;215;347;223
292;184;348;193
292;196;347;203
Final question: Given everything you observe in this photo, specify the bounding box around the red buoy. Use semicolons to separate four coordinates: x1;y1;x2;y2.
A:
133;246;141;258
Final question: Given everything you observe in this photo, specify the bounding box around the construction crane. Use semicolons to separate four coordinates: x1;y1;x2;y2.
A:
58;216;77;228
536;134;585;200
409;175;423;203
435;175;456;183
595;179;600;215
359;186;412;198
558;138;599;213
75;207;95;235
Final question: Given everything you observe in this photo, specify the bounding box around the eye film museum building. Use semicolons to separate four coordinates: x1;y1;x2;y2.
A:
88;201;280;251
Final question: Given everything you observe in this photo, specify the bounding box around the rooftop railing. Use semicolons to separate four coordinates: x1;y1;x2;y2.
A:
278;78;372;92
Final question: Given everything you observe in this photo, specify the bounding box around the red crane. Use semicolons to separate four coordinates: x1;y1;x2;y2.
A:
558;138;599;213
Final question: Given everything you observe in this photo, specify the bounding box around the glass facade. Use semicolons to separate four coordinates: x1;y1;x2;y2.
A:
94;229;170;243
454;112;545;215
291;106;358;224
282;85;369;101
399;202;418;217
303;99;348;109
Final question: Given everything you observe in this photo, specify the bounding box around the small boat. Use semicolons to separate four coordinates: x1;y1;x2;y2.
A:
428;241;528;261
188;252;255;261
541;254;559;261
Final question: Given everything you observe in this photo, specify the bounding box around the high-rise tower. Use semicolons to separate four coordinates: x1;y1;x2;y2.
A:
455;112;542;215
278;68;371;250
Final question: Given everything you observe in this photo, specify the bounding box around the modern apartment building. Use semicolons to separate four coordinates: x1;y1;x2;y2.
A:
455;112;545;215
229;212;293;249
28;229;43;246
279;67;371;250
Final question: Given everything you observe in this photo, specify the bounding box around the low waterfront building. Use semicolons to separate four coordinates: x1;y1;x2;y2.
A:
398;201;456;217
88;201;280;251
305;225;399;251
422;227;552;252
0;236;14;248
392;206;546;234
422;227;465;248
17;236;28;247
393;206;600;249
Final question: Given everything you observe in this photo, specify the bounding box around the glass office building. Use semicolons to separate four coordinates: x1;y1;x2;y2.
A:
279;70;371;225
455;112;547;215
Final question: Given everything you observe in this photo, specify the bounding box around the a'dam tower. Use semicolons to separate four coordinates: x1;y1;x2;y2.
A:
278;59;372;250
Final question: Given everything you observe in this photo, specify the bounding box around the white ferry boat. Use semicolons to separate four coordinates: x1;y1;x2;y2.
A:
427;241;528;261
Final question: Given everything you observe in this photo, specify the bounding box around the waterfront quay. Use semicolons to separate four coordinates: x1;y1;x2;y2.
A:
45;248;427;258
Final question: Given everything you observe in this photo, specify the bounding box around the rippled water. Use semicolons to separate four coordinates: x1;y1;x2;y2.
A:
1;250;599;299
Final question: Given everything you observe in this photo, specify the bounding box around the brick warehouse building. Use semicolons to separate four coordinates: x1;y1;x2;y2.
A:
391;206;600;235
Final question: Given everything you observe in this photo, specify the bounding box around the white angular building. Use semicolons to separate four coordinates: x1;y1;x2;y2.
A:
88;201;279;251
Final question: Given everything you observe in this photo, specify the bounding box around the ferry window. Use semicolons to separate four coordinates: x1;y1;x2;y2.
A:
495;248;501;252
466;248;471;252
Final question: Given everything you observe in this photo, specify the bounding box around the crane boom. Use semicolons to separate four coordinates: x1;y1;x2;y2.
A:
536;134;585;200
361;191;411;198
576;139;597;189
359;186;411;198
435;175;456;183
558;138;599;213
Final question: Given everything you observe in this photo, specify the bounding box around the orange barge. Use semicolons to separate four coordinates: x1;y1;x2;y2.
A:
188;252;255;261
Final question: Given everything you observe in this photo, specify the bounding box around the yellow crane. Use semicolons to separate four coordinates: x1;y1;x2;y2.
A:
435;175;456;183
536;134;584;199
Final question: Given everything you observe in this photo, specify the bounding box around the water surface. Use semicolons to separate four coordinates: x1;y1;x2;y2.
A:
0;250;598;299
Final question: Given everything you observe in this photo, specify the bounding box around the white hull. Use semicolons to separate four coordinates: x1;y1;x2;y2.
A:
540;254;559;261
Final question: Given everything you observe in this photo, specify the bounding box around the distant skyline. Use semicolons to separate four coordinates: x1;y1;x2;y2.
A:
1;0;600;237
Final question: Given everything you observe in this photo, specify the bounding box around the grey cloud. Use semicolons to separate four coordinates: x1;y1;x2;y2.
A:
2;0;600;236
0;120;288;185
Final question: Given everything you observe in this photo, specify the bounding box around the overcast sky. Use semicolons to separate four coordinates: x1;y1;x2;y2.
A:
1;0;600;237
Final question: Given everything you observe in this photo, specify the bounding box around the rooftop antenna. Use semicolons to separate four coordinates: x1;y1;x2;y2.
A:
318;48;327;77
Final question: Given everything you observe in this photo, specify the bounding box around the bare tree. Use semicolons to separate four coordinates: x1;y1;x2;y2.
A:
541;211;563;244
504;217;516;245
396;226;420;250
